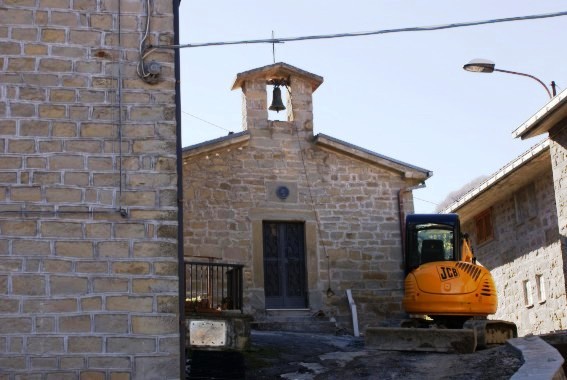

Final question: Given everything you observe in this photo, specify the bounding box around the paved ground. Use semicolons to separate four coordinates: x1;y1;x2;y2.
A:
187;330;523;379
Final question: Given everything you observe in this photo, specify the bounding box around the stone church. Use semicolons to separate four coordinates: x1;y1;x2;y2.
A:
182;63;431;331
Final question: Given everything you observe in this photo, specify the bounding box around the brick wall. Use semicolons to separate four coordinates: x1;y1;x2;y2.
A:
461;170;567;336
1;2;180;379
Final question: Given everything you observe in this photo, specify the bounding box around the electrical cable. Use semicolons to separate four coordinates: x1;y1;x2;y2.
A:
182;110;233;132
287;85;334;297
137;0;153;78
154;11;567;49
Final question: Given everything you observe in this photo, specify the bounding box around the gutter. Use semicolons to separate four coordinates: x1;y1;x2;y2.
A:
172;1;186;378
398;183;427;264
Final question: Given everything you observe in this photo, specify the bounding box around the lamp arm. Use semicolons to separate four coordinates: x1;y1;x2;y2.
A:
493;68;552;98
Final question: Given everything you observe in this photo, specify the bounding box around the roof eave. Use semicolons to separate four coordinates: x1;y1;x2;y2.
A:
513;88;567;140
442;138;550;221
314;133;432;181
231;62;324;92
182;131;250;158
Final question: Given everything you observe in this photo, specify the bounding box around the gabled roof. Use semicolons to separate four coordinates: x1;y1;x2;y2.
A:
181;131;432;181
442;138;550;222
231;62;323;92
513;88;567;140
314;133;432;181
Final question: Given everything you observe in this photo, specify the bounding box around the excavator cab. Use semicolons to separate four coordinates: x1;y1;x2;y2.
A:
405;213;461;274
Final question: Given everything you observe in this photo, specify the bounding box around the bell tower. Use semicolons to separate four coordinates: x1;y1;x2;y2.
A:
231;62;323;138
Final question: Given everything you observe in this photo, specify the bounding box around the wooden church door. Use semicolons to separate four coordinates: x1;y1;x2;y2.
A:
262;221;307;309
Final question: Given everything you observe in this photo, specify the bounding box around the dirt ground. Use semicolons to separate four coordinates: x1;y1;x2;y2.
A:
244;331;522;380
186;330;523;379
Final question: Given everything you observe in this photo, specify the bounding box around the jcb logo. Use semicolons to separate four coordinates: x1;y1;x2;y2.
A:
438;266;459;281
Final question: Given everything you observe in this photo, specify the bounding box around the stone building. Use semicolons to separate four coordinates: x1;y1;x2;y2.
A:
1;2;182;379
443;89;567;336
182;63;431;332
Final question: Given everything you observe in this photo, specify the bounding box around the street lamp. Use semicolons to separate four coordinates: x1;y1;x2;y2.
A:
463;59;556;99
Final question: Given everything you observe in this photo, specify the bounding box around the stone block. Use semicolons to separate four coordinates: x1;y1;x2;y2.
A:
46;188;82;203
132;315;178;334
11;187;41;202
79;372;105;380
107;337;156;354
132;278;177;294
53;239;92;256
106;296;153;312
0;318;32;334
111;262;150;275
85;223;111;239
46;373;80;380
13;240;51;255
0;299;19;313
81;297;103;312
24;299;77;314
76;261;108;273
133;356;178;380
0;356;25;370
0;220;36;236
68;336;102;353
27;337;64;354
87;356;131;369
109;373;131;380
93;277;129;293
31;356;58;369
36;317;55;333
50;275;88;295
38;104;66;118
60;356;85;369
49;155;85;170
94;314;129;333
0;156;22;169
69;30;102;46
97;241;129;258
12;275;45;296
59;315;91;333
132;241;176;258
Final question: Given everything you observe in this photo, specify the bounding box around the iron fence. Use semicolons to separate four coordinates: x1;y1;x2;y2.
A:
184;260;244;313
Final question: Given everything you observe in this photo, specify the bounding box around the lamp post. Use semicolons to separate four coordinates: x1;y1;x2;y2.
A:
463;59;556;99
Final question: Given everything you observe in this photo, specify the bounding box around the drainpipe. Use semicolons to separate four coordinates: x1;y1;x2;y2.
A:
172;1;186;378
398;183;426;264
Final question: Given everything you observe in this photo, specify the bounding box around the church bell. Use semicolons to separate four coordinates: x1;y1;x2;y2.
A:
268;85;286;112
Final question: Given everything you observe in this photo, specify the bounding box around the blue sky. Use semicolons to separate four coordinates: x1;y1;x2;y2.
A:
178;1;566;213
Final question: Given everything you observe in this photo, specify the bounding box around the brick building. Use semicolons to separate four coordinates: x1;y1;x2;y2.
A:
182;63;431;332
443;89;567;336
1;1;182;379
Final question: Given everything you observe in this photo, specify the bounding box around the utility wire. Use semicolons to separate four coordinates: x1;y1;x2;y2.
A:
155;11;567;49
182;110;233;132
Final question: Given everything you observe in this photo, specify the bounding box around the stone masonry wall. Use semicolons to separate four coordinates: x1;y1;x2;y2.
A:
184;121;415;332
461;170;567;336
550;122;567;304
0;2;180;379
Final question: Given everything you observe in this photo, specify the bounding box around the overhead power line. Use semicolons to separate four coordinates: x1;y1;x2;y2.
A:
182;110;232;132
156;11;567;49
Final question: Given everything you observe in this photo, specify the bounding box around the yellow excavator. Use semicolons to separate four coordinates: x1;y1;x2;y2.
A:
403;213;496;325
400;213;517;348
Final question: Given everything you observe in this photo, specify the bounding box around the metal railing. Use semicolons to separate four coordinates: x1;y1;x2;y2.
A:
184;259;244;313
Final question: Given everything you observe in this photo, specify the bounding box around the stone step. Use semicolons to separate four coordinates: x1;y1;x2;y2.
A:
251;319;337;334
252;309;336;333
